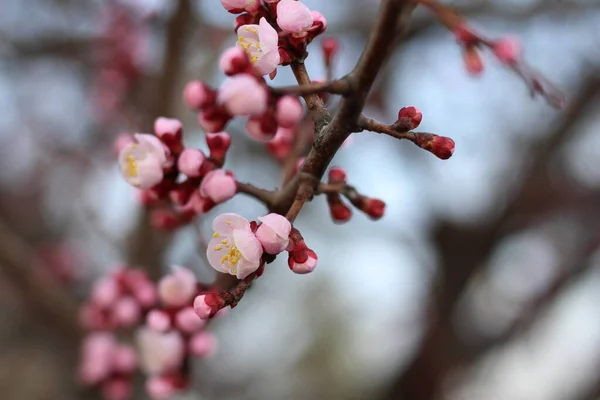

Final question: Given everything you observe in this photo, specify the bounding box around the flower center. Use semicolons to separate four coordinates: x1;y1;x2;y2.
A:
238;27;262;64
124;153;138;177
215;236;242;274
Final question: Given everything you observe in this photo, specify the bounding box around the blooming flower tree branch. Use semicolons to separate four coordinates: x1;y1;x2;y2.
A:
77;0;564;398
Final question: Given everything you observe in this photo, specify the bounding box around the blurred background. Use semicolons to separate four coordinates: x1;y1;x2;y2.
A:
1;0;600;399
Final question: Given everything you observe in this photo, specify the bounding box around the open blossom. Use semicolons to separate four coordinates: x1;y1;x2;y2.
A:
200;169;237;203
237;18;280;75
136;328;185;376
217;74;268;116
157;266;197;307
277;0;313;35
256;213;291;254
206;213;263;279
118;134;169;189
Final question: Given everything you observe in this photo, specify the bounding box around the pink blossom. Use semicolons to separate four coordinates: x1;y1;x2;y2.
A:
113;296;141;327
206;213;263;279
221;0;260;14
146;376;175;400
182;190;215;215
276;0;313;35
146;310;171;332
79;333;117;384
112;345;137;373
200;169;237;203
246;114;278;141
183;80;215;110
175;307;205;333
157;266;197;307
276;95;304;128
309;10;327;35
217;74;268;116
189;332;218;357
136;328;185;376
90;277;120;307
154;117;182;140
119;134;169;189
177;148;206;178
289;249;318;274
256;213;291;254
220;46;251;75
492;36;521;65
237;18;280;75
193;294;214;319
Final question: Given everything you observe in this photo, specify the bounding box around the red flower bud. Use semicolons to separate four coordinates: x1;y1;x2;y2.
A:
328;166;346;184
362;198;385;220
321;37;339;67
328;196;352;223
396;106;422;130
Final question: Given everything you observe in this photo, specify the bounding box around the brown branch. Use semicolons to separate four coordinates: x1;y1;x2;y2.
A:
272;79;351;97
236;182;276;208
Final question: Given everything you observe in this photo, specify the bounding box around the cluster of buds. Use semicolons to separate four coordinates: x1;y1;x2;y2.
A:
79;266;218;400
325;167;386;223
116;118;235;230
221;0;326;75
184;48;305;141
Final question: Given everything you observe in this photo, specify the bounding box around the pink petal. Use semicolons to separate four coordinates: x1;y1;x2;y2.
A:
206;237;231;274
257;213;291;238
232;228;263;264
211;213;250;234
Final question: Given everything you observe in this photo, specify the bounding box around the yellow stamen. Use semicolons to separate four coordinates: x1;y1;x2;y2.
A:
213;232;220;238
214;245;222;251
124;154;138;177
220;244;242;272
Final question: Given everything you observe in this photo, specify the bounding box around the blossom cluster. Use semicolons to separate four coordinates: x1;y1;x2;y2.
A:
78;266;219;399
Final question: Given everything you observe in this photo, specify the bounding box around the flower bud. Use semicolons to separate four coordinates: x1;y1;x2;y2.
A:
288;249;318;274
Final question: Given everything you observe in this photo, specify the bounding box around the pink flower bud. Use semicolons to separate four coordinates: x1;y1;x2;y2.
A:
328;166;346;183
193;293;224;319
276;0;313;34
206;132;231;160
246;113;278;141
413;133;456;160
146;310;172;332
175;307;205;333
183;80;215;110
454;24;479;46
177;148;206;178
189;332;218;357
91;277;120;307
112;345;137;373
221;0;260;14
328;196;352;223
158;266;197;307
137;188;161;206
492;36;521;65
198;107;230;133
288;249;318;274
463;48;484;76
131;281;158;308
321;37;339;67
199;169;237;203
362;198;386;220
219;47;252;75
275;95;304;128
256;213;292;254
113;296;141;327
102;379;132;400
146;376;175;400
308;10;326;37
154;117;182;140
396;106;422;130
217;74;268;116
234;13;256;32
